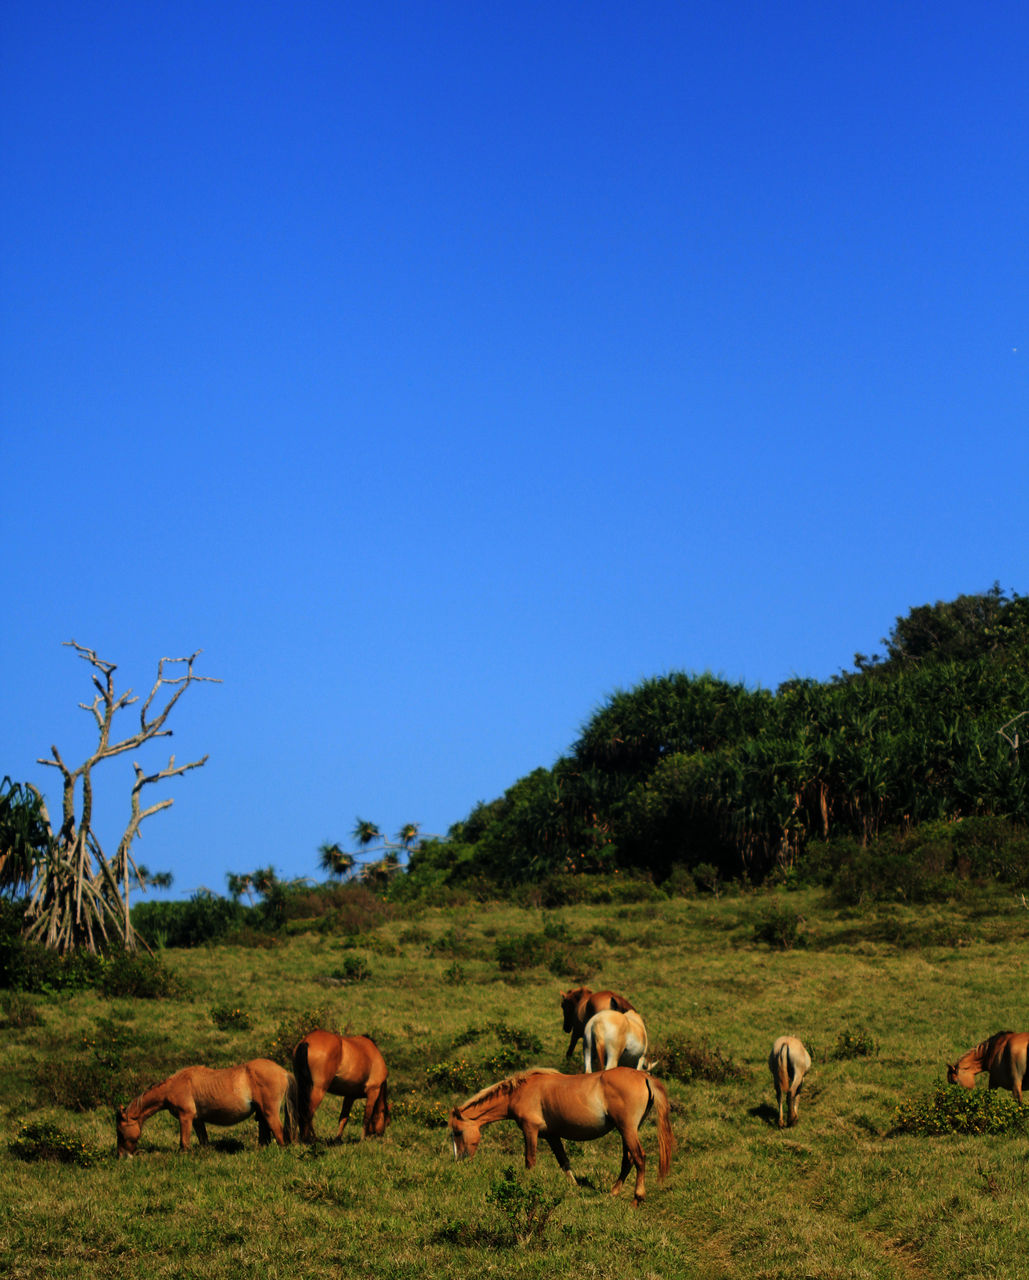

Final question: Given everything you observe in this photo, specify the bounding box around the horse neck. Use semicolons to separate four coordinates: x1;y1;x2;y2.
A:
459;1086;514;1126
127;1081;173;1122
957;1044;988;1074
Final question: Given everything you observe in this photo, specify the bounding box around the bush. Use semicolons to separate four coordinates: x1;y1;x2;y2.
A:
9;1120;98;1167
425;1058;482;1094
892;1086;1028;1136
0;991;43;1028
487;1167;563;1246
131;893;247;948
265;1006;336;1066
830;1028;879;1060
331;954;371;983
41;1017;134;1111
656;1035;748;1084
752;902;804;950
210;1004;253;1031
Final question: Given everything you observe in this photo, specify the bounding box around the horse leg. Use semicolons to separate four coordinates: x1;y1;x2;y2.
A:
775;1083;784;1129
520;1123;540;1170
611;1132;646;1205
566;1030;580;1059
176;1111;198;1150
544;1135;577;1186
361;1085;384;1138
787;1081;803;1127
256;1114;272;1146
335;1095;355;1140
302;1082;328;1142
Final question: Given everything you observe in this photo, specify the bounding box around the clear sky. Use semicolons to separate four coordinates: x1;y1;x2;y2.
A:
3;2;1026;900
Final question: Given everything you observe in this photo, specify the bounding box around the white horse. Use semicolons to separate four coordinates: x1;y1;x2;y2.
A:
768;1035;811;1128
583;1009;649;1072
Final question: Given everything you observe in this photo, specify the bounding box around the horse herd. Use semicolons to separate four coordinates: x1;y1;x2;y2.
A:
113;985;1029;1207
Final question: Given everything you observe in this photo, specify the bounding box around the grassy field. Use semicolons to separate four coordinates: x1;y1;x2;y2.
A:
2;887;1028;1279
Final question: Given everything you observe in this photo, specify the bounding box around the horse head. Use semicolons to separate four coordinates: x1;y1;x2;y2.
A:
946;1062;974;1089
114;1105;141;1158
560;988;587;1033
449;1110;481;1160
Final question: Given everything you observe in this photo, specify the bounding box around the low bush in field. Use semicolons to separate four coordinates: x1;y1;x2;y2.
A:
39;1018;138;1111
830;1027;880;1060
0;991;43;1028
328;953;372;982
494;918;600;978
210;1003;253;1031
752;902;804;949
265;1006;337;1066
891;1086;1028;1136
0;920;188;999
9;1120;98;1167
655;1035;749;1084
131;893;247;948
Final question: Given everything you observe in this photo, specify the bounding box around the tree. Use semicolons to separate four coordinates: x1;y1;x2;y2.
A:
352;818;382;849
23;642;218;953
0;777;51;896
318;841;355;880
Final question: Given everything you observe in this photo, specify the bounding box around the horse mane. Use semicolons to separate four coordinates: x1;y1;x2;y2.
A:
456;1068;560;1113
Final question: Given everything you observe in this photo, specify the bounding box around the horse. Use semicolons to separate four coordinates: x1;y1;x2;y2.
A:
560;987;635;1059
769;1036;811;1129
947;1030;1029;1103
293;1030;390;1141
114;1058;298;1157
449;1066;673;1206
583;1009;649;1073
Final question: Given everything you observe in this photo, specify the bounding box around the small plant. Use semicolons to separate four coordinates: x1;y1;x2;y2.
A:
830;1028;879;1060
892;1086;1028;1136
9;1120;98;1167
693;863;721;896
442;961;465;984
332;954;371;983
210;1004;253;1031
41;1017;134;1111
265;1006;336;1066
487;1167;563;1246
656;1035;748;1084
752;902;804;950
425;1058;481;1094
486;1022;543;1055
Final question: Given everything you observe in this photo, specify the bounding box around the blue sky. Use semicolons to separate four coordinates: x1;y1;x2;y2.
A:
3;2;1026;900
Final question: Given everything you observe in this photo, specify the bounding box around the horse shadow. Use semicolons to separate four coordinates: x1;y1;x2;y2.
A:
749;1102;781;1129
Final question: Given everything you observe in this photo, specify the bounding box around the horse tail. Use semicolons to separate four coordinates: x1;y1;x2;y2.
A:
294;1039;314;1137
775;1042;791;1094
369;1078;391;1135
283;1071;300;1144
648;1075;675;1182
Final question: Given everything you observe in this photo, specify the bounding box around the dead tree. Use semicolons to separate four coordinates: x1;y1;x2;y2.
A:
25;642;219;953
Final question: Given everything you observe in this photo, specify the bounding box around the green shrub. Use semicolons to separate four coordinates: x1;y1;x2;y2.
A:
892;1086;1028;1136
9;1120;98;1167
752;902;804;949
830;1028;879;1060
210;1004;253;1031
41;1017;134;1111
425;1058;482;1094
656;1035;748;1084
331;954;371;982
131;893;247;948
265;1006;336;1066
487;1167;563;1246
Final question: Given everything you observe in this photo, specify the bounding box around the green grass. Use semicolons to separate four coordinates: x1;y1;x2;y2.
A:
3;887;1029;1278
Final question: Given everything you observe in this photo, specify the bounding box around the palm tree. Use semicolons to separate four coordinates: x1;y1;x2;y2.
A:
352;818;382;850
395;823;420;851
318;841;355;880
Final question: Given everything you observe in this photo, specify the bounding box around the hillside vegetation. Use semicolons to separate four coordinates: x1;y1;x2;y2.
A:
403;585;1029;894
2;888;1029;1279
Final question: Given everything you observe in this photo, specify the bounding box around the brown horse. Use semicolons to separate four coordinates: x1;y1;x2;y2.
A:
293;1030;390;1141
560;987;635;1059
583;1009;649;1072
769;1036;811;1129
114;1058;298;1157
947;1030;1029;1103
450;1066;673;1206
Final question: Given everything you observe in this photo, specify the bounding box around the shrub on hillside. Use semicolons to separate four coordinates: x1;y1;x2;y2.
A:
9;1120;98;1167
131;892;247;948
656;1035;748;1084
892;1086;1028;1136
265;1006;337;1066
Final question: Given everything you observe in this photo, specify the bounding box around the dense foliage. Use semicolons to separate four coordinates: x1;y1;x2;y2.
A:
406;586;1029;889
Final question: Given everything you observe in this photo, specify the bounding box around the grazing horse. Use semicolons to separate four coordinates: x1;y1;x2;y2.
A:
114;1059;298;1157
947;1030;1029;1103
769;1036;811;1129
583;1009;649;1073
293;1030;390;1141
449;1066;673;1206
560;987;635;1059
